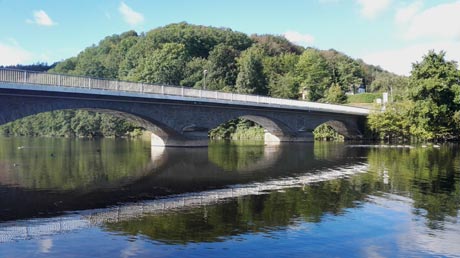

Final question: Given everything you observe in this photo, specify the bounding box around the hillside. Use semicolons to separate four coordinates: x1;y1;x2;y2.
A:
50;22;402;101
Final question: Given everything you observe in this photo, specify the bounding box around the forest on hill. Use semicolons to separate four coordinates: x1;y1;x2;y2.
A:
49;22;401;99
1;22;405;139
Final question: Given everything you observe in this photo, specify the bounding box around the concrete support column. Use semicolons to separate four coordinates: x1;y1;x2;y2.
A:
264;130;314;145
151;132;209;147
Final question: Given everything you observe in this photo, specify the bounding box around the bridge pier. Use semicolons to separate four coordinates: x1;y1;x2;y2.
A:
152;131;315;147
151;132;209;147
264;131;314;145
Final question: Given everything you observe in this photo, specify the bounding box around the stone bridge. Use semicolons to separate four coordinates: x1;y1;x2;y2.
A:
0;69;370;146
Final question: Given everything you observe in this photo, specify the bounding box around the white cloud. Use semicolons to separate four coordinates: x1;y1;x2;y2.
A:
0;42;33;65
362;41;460;75
26;10;56;26
284;31;315;46
401;1;460;40
395;1;423;25
119;2;144;26
356;0;391;19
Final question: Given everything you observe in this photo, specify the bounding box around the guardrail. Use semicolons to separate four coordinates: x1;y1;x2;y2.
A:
0;68;370;115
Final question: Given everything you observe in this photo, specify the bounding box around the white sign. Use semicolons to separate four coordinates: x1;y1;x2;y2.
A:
382;92;388;103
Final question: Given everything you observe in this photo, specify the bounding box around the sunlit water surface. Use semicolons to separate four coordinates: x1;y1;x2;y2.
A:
0;137;459;258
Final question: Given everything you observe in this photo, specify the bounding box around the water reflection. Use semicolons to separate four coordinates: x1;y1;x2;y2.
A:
366;146;460;230
0;137;152;190
0;137;459;257
208;142;280;172
96;145;460;256
0;138;364;221
101;176;371;245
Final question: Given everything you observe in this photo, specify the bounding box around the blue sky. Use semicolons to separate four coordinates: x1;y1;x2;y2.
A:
1;0;459;75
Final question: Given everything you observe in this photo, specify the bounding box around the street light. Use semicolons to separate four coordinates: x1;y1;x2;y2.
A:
203;70;208;90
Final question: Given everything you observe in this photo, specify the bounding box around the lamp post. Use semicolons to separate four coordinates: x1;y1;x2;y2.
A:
203;70;208;90
389;85;393;103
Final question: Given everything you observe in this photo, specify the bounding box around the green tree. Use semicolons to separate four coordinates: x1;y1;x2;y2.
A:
263;53;299;99
131;43;189;85
205;44;240;90
322;49;363;93
368;101;413;142
180;57;208;87
118;37;155;80
324;83;347;104
295;49;331;101
268;73;298;99
408;50;460;140
51;57;78;74
235;47;267;94
251;34;303;56
145;22;253;58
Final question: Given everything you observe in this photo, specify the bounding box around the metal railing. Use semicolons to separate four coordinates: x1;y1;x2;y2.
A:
0;68;370;115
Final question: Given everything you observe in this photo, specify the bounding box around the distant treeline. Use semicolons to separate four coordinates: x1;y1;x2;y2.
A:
0;62;55;72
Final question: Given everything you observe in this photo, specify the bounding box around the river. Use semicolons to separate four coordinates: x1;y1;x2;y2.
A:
0;136;459;257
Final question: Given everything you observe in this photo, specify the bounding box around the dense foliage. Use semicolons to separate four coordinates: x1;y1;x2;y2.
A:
209;119;264;140
313;124;344;141
0;110;142;138
50;23;393;101
368;51;460;142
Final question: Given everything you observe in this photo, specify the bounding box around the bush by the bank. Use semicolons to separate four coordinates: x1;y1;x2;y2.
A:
209;119;264;140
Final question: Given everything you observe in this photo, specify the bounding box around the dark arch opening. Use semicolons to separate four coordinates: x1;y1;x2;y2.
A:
0;108;182;145
313;120;357;141
208;118;264;141
208;115;294;144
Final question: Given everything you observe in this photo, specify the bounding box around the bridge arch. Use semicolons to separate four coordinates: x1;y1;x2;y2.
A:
77;108;197;146
206;114;302;144
239;115;297;144
313;119;363;140
0;100;197;147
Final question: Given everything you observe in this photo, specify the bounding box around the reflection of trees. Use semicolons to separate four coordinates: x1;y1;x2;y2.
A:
208;142;286;172
366;146;460;229
0;137;152;190
102;145;460;243
103;179;370;244
208;141;265;171
0;139;362;222
313;142;347;160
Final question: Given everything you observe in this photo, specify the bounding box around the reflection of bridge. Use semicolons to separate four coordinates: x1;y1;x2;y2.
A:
0;69;369;146
0;163;368;243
